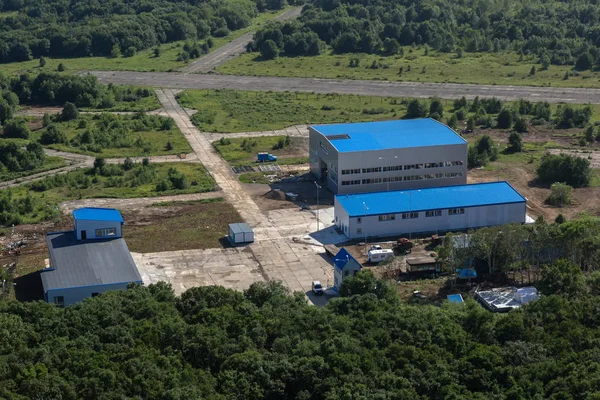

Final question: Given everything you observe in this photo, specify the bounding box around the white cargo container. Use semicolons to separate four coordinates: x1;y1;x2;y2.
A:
367;249;394;263
228;223;254;244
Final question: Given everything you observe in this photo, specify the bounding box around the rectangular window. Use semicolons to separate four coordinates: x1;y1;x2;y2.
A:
378;214;396;222
357;228;362;234
425;210;442;218
448;208;465;215
54;296;64;307
357;217;362;224
402;212;419;219
95;227;117;237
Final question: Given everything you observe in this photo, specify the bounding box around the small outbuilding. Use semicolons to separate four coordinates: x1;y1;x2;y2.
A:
333;248;362;291
228;223;254;244
475;286;539;312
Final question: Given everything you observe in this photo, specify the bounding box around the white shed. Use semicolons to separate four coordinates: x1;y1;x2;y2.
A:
228;223;254;244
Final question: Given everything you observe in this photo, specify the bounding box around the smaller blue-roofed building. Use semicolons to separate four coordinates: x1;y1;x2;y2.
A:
73;207;124;240
447;294;465;303
332;248;362;291
334;181;526;239
41;208;142;307
309;118;467;194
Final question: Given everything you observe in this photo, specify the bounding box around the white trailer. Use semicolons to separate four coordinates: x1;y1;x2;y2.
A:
368;249;394;263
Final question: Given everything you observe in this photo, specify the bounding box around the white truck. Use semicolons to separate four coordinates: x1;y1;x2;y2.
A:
368;248;394;263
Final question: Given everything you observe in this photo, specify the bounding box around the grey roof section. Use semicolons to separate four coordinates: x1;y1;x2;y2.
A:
42;231;142;291
229;223;253;234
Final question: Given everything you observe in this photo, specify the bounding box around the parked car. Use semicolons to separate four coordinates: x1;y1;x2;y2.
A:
312;280;324;295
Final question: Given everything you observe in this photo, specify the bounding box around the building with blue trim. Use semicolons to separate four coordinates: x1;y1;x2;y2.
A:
309;118;467;194
334;182;526;239
332;248;362;291
41;208;142;307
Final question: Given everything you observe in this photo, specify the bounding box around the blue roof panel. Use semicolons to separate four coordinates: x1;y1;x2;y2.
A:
336;182;525;217
334;247;359;270
312;118;466;152
73;208;124;223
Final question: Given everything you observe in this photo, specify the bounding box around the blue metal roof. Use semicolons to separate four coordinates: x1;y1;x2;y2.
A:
447;294;465;303
312;118;466;153
73;208;124;223
333;247;360;270
336;182;526;217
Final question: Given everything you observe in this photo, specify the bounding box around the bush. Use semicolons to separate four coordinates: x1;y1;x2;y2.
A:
61;102;79;121
507;132;523;152
513;117;528;133
93;157;106;171
40;124;67;144
536;154;590;187
260;40;279;60
405;99;427;119
545;182;573;206
496;108;513;129
2;118;30;139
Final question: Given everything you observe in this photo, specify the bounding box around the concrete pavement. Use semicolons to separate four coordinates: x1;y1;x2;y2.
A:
91;70;600;104
180;7;303;74
155;87;338;293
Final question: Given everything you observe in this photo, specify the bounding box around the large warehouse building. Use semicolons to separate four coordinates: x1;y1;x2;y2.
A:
309;118;467;194
334;182;526;239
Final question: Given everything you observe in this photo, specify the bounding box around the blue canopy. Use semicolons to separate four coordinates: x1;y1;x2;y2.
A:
447;294;464;303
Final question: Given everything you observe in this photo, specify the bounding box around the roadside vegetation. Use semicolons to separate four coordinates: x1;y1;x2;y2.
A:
0;160;216;226
125;198;241;253
37;112;191;158
0;8;293;75
0;0;296;65
213;135;307;165
234;0;600;88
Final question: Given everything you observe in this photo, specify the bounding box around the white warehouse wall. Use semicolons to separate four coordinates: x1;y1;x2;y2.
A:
46;282;135;307
335;199;526;239
309;127;468;195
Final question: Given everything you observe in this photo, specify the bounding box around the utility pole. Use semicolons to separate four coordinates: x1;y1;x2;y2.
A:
314;181;321;231
379;155;398;191
363;201;368;254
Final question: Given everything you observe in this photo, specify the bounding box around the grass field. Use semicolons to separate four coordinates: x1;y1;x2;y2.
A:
124;198;241;252
0;8;290;75
0;156;66;182
41;114;191;157
85;93;161;112
213;136;307;165
178;89;406;132
217;47;600;89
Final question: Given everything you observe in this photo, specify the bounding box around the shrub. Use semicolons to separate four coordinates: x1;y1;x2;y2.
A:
496;108;513;129
536;154;590;187
507;132;523;152
513;117;528;133
61;102;79;121
2;118;30;139
261;40;279;60
545;182;573;206
40;125;67;144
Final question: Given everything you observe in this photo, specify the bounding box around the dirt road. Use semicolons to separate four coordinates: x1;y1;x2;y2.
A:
180;7;303;74
91;70;600;104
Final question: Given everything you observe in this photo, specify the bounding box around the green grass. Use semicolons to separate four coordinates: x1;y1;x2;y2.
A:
178;89;406;132
124;198;242;252
217;47;600;89
0;8;290;75
86;92;161;112
42;114;191;157
3;162;216;225
0;156;66;182
213;136;306;164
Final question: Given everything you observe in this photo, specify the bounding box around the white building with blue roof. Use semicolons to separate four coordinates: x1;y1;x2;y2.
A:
334;181;526;239
41;208;142;307
332;248;362;291
309;118;467;194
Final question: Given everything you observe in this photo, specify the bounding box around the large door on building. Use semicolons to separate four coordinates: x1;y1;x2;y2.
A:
81;230;87;240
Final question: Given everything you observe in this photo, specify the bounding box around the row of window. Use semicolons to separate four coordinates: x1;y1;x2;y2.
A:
341;160;464;175
356;208;467;223
341;172;464;186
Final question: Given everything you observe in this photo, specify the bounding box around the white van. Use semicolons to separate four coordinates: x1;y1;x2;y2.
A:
368;249;394;263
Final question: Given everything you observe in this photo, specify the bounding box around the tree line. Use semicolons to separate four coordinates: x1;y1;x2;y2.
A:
2;266;600;399
250;0;600;70
0;0;301;63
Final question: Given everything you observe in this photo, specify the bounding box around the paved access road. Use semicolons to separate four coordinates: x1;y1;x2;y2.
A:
90;70;600;104
180;6;303;74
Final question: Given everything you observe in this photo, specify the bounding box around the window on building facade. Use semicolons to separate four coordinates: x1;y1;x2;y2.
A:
402;212;419;219
448;208;465;215
357;228;362;234
54;296;64;307
357;217;362;224
378;214;395;222
425;210;442;217
95;227;117;237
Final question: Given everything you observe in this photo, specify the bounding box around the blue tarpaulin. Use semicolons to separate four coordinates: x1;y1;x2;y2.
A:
457;268;477;279
447;294;464;303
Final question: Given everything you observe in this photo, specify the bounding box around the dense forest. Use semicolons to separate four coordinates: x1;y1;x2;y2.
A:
2;264;600;399
250;0;600;69
0;0;300;63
